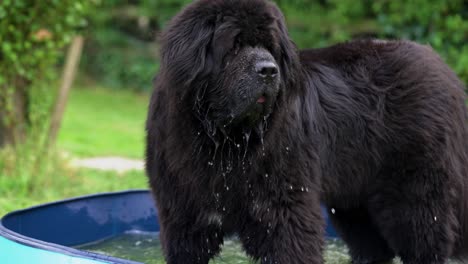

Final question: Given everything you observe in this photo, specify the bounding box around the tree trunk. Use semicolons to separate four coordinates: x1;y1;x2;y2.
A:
47;36;84;146
0;83;28;148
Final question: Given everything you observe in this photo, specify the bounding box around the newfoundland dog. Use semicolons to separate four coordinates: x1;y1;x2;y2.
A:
145;0;468;263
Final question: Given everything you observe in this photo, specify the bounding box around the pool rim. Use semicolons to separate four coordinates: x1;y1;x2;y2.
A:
1;189;338;263
0;189;150;264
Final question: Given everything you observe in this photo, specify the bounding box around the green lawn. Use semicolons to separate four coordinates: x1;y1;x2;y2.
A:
0;168;147;217
57;86;149;159
0;86;151;216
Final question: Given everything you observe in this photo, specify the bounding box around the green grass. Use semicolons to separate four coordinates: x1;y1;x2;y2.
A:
0;167;147;217
57;86;149;159
0;85;150;217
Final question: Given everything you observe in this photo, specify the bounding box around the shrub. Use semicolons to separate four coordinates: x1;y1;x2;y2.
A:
0;0;91;189
80;0;190;92
315;0;467;83
370;0;468;83
81;0;467;90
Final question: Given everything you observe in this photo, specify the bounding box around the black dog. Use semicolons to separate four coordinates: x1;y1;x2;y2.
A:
145;0;468;263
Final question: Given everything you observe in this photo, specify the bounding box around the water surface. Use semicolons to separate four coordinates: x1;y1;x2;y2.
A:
77;231;458;264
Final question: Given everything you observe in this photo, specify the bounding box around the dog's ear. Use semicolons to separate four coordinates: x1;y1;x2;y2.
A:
160;9;216;87
269;3;302;91
209;16;241;75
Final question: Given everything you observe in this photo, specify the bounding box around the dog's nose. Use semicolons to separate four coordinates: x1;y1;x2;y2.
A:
255;61;278;78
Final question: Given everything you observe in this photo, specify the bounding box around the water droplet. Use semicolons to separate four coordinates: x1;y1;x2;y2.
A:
331;208;336;214
208;161;214;166
265;173;269;178
305;187;309;192
286;147;290;151
434;216;437;221
289;185;293;190
225;186;230;191
197;132;201;136
301;187;304;192
222;207;226;211
236;144;240;148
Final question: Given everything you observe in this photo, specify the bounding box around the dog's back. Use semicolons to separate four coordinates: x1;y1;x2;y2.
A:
301;40;468;261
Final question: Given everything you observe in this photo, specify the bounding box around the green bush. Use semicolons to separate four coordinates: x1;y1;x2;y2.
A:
81;0;467;90
371;0;468;83
281;0;467;83
81;28;158;91
81;0;190;92
0;1;89;88
0;0;90;190
276;0;377;48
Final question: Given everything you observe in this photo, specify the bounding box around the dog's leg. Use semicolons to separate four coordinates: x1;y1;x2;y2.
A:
239;192;324;264
159;219;223;264
328;206;395;264
369;165;457;264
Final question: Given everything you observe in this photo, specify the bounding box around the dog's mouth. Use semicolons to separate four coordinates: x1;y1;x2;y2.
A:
253;94;272;117
231;92;277;127
256;95;267;104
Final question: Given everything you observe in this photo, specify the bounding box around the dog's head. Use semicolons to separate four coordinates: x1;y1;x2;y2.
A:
159;0;301;129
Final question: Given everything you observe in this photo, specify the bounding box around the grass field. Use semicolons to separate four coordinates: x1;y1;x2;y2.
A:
0;85;150;216
57;86;149;159
0;168;147;216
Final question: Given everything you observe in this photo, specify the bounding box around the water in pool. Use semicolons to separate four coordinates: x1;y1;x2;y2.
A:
76;231;458;264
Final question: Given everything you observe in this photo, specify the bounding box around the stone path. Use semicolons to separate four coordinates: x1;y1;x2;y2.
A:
72;156;144;173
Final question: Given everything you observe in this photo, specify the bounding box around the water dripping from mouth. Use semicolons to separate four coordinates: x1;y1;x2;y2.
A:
262;115;269;132
256;123;265;157
242;129;252;161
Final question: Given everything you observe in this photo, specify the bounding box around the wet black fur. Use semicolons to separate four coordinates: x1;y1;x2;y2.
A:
145;0;468;263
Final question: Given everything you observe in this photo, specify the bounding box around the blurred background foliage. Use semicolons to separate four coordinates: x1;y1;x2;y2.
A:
82;0;468;92
0;0;467;215
0;0;92;197
0;0;90;144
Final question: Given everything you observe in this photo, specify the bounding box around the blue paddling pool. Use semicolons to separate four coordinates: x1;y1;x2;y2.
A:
0;190;338;264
